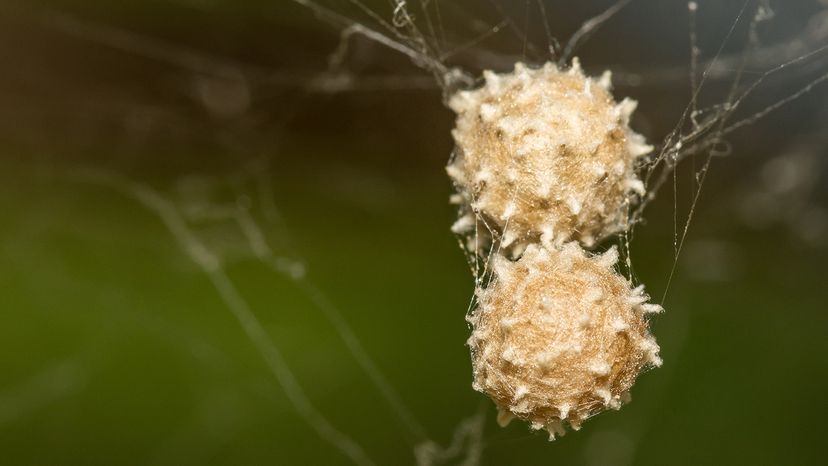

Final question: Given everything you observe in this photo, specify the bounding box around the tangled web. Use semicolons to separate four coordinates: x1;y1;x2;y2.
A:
277;1;827;461
293;0;828;292
8;0;828;465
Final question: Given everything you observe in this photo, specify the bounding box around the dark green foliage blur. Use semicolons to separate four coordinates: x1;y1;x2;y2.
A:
1;1;826;465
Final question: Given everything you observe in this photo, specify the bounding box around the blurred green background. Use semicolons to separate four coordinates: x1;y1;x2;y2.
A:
1;1;827;465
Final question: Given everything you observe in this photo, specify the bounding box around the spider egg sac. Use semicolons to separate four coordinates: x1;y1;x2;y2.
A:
447;60;653;251
466;242;663;439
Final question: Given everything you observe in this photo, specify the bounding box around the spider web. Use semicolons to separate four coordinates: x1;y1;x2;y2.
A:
6;0;828;465
285;0;828;291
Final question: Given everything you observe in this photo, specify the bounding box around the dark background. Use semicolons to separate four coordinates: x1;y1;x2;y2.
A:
1;1;827;465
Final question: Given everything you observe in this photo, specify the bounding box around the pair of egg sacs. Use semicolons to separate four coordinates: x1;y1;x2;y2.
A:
448;60;663;439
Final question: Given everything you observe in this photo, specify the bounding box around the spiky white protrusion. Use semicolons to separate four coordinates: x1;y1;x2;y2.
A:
451;214;476;234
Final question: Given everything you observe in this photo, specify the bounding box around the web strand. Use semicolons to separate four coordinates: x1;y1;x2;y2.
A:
77;170;376;466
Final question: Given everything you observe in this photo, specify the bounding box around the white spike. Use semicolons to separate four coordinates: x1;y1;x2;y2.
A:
501;346;517;363
626;178;646;196
639;303;664;314
448;91;474;112
483;70;501;87
558;403;571;420
640;338;662;367
540;224;556;245
566;196;582;215
615;97;638;121
451;214;475;234
513;385;530;401
629;138;655;157
496;408;515;427
499;317;517;331
501;229;518;248
590;360;611;377
569;417;583;431
578;313;592;329
445;163;466;183
465;330;482;346
492;256;513;279
545;420;566;441
612;160;626;175
536;350;559;370
595;388;612;405
597;70;613;89
512;400;531;414
611;317;629;333
596;246;619;268
569;57;583;75
639;337;659;352
479;103;496;122
627;294;649;305
473;167;491;183
501;201;517;220
584;286;604;303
